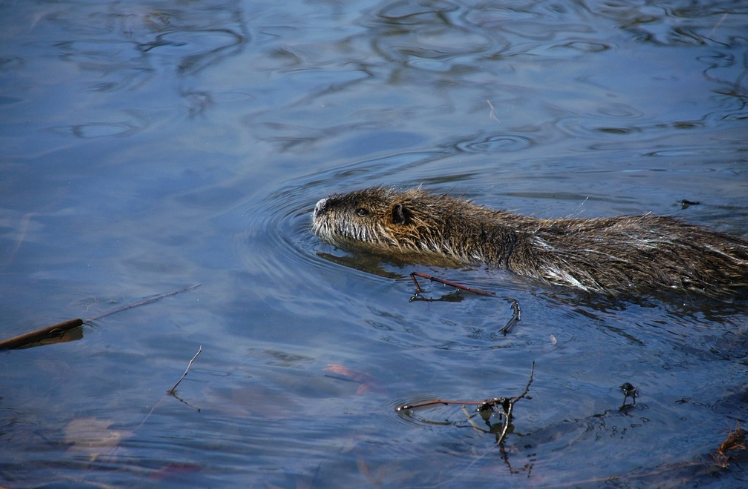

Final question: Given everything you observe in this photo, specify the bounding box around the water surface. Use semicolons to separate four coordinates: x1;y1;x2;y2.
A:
1;0;747;487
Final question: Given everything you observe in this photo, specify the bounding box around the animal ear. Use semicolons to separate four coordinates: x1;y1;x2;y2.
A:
392;203;409;225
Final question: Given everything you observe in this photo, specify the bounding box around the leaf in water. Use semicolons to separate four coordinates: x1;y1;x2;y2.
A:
64;417;131;461
323;364;379;394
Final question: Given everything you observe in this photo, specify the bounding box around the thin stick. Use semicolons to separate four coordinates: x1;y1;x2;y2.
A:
168;345;203;394
488;361;534;445
397;362;535;413
410;273;425;294
461;405;485;431
486;99;500;122
409;272;522;336
136;345;204;430
515;361;535;400
87;284;201;321
397;399;491;411
397;363;535;447
707;13;727;39
410;272;496;297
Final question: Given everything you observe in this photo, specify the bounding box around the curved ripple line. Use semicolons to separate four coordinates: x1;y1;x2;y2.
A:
455;133;534;153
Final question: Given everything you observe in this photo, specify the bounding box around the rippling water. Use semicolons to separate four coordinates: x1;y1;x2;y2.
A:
2;0;747;487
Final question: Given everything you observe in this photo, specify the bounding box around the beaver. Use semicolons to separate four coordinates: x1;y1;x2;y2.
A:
312;187;748;295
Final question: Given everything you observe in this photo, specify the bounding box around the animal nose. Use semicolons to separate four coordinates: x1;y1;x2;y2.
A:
314;198;328;216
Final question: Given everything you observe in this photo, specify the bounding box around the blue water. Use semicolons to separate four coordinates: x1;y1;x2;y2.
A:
1;0;747;487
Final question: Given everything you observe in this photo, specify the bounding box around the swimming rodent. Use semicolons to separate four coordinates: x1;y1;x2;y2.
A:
312;187;748;295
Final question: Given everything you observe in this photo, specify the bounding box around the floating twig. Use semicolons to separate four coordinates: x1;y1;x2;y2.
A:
398;398;492;411
409;272;520;335
137;345;204;430
397;362;535;445
0;284;201;350
168;345;203;395
409;272;496;300
87;283;202;321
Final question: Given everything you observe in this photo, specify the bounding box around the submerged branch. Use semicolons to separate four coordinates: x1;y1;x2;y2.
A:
397;362;535;446
408;271;520;334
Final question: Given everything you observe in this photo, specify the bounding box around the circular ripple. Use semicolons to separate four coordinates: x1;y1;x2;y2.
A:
232;184;328;287
231;155;535;351
233;151;456;283
455;133;535;153
230;158;438;309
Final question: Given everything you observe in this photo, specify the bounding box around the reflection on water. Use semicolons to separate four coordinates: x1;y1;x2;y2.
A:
1;0;748;487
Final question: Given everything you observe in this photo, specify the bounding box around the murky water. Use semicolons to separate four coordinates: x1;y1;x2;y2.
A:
1;0;747;487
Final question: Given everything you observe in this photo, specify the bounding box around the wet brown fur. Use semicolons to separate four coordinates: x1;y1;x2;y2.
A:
312;187;748;295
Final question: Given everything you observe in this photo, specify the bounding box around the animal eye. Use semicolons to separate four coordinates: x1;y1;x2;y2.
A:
356;208;370;217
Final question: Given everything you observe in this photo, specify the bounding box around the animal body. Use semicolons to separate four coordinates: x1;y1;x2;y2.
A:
312;187;748;295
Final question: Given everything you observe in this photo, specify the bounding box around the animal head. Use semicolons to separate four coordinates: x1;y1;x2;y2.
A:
312;187;449;251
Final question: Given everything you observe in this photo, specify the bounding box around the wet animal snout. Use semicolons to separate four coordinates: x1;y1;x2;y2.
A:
314;198;328;217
